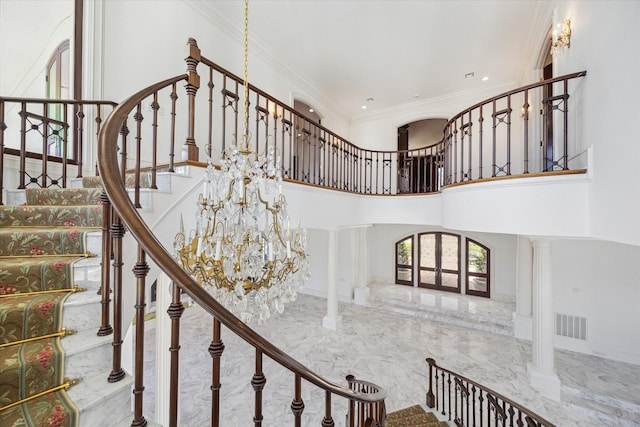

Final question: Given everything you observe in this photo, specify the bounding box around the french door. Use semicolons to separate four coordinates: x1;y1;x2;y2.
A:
418;232;460;293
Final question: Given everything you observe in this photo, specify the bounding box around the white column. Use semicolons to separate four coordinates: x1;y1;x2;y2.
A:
514;236;533;339
353;226;370;305
155;272;176;424
527;238;561;401
323;228;342;330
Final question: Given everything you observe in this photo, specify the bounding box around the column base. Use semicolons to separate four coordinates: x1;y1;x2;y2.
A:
353;287;370;305
513;313;533;340
527;363;561;401
323;315;342;330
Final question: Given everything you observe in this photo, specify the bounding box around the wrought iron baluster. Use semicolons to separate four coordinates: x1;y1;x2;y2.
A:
131;245;150;427
133;103;143;208
207;67;214;159
41;103;49;188
478;106;484;179
97;191;113;336
107;213;125;383
523;90;530;174
209;318;225;427
291;374;305;427
75;103;84;179
322;391;335;427
167;281;184;427
252;349;266;426
169;83;178;172
150;92;159;189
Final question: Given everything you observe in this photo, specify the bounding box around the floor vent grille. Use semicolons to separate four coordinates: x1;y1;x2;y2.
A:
555;313;587;340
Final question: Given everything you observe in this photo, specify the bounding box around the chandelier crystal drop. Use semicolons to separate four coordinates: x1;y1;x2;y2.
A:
173;0;310;324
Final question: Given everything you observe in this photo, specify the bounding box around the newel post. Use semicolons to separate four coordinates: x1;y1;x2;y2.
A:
426;358;436;408
183;38;201;161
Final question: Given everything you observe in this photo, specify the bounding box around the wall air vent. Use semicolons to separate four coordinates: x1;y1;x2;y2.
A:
555;313;587;341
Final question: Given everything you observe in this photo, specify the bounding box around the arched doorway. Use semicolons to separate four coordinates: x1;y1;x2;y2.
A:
397;118;447;193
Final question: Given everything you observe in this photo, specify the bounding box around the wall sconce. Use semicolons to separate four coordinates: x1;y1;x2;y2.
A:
551;19;571;56
520;104;532;120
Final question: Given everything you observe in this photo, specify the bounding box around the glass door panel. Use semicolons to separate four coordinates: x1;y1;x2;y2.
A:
418;232;460;293
395;236;413;286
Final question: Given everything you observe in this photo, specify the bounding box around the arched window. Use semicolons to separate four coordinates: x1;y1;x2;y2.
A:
46;40;70;157
466;238;490;297
394;232;491;298
46;40;70;100
395;236;413;286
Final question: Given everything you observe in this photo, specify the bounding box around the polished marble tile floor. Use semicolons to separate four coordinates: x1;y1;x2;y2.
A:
143;284;640;426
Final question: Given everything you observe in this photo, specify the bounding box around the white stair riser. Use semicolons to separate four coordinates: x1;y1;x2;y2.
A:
65;339;113;380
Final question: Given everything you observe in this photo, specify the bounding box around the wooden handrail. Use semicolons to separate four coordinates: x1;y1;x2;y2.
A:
97;73;386;418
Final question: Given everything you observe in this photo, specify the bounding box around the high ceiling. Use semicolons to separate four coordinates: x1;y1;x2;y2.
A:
199;1;545;119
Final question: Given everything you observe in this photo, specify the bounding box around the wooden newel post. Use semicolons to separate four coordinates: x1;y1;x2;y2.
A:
426;358;436;408
183;38;201;161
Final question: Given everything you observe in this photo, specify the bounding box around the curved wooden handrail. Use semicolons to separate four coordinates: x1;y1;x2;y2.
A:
448;71;587;124
97;74;386;408
425;358;555;426
0;95;117;107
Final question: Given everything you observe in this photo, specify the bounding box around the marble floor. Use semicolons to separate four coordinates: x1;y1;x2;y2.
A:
143;284;640;426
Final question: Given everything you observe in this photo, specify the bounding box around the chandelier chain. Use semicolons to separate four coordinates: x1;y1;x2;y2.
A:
243;0;250;149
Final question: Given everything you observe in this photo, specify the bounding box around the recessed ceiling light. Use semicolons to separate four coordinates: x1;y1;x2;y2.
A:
482;76;489;81
361;105;367;110
309;108;314;113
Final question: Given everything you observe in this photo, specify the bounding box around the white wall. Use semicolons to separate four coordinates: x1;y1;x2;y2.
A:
550;0;640;247
0;0;74;97
551;239;640;364
99;1;351;137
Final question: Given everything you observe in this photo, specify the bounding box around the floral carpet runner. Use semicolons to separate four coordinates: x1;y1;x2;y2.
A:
386;404;450;427
0;186;102;427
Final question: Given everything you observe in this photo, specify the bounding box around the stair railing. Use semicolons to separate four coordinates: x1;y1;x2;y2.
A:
425;358;556;427
98;42;387;427
0;96;116;204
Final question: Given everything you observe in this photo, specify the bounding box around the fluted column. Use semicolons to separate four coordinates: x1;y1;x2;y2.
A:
527;238;561;401
353;226;370;305
514;235;533;339
154;273;173;425
323;229;342;330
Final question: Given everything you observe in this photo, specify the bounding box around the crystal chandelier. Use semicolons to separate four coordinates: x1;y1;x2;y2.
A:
174;0;310;324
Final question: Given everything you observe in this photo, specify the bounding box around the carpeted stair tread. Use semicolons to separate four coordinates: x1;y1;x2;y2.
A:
82;172;153;189
0;179;103;425
0;204;102;228
0;337;68;403
386;405;447;427
0;388;78;427
0;292;70;343
25;187;103;206
0;227;90;256
0;256;86;295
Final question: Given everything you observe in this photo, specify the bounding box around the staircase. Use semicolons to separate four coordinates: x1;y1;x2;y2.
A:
0;183;134;426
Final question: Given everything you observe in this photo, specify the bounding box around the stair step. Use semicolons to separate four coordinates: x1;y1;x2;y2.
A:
63;290;103;332
367;297;513;336
67;371;134;427
63;329;113;380
72;256;103;292
562;386;640;425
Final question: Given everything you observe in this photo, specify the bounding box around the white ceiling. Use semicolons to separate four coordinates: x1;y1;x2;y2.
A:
202;1;545;119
